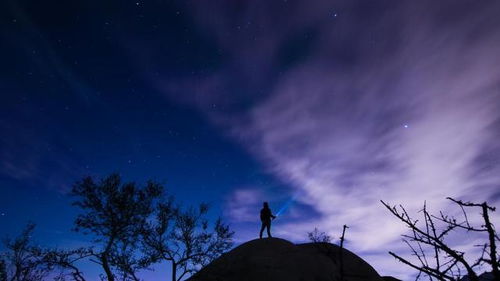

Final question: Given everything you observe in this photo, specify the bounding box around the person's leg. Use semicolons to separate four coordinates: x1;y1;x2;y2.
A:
267;222;272;238
259;223;265;239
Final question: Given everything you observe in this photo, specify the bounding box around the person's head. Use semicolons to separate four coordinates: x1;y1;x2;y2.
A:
263;202;269;208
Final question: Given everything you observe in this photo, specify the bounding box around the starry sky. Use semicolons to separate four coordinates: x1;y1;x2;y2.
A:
1;0;500;279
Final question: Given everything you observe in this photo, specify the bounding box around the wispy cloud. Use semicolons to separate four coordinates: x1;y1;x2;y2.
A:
160;1;500;278
226;188;265;222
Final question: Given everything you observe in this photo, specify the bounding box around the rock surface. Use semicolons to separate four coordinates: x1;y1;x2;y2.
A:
188;238;384;281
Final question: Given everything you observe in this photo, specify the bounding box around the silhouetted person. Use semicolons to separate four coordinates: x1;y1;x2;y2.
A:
259;202;276;239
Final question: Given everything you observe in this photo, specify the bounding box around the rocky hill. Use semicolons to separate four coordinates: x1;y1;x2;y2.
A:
188;238;384;281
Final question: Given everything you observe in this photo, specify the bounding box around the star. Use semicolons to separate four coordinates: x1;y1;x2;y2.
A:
403;124;409;128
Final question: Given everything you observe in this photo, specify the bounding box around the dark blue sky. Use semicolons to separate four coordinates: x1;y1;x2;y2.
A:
2;0;500;279
0;0;288;244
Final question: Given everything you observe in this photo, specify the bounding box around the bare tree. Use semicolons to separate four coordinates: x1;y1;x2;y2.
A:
0;259;6;281
71;174;163;281
339;225;349;281
141;202;234;281
307;225;349;281
308;228;332;243
107;240;152;281
381;198;499;281
1;223;49;281
42;248;91;281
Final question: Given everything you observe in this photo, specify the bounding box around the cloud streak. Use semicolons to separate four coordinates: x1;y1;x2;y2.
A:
161;1;500;278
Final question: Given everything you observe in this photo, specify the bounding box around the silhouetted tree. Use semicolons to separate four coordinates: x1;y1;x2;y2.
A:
0;258;7;281
308;228;332;243
1;223;49;281
71;174;163;281
141;202;234;281
107;239;151;281
339;225;349;281
42;248;91;281
381;198;499;281
307;225;349;281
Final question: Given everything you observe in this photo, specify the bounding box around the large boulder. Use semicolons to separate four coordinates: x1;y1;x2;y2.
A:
188;238;383;281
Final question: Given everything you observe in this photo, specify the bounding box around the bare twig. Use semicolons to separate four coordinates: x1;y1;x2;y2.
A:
381;199;493;281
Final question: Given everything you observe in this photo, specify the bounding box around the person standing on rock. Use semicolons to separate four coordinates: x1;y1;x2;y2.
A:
259;202;276;239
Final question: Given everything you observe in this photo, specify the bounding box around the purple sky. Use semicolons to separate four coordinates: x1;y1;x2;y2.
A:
2;0;500;280
159;1;500;278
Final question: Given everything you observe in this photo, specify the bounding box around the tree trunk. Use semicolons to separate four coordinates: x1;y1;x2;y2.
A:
482;203;499;281
100;236;116;281
101;253;115;281
171;261;177;281
339;225;348;281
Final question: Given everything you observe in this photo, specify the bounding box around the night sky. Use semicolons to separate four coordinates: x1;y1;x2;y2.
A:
1;0;500;279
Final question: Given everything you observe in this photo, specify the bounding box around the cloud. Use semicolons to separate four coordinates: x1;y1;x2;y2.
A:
161;0;500;277
226;188;265;222
233;2;500;274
